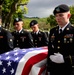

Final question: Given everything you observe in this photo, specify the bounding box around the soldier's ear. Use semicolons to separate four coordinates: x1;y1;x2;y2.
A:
68;13;71;19
21;21;24;26
37;24;39;26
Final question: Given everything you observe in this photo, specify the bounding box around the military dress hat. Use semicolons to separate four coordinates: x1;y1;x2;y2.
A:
53;4;70;15
30;20;38;27
13;18;23;25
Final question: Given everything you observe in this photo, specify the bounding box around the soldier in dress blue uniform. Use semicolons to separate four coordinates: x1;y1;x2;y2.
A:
47;4;74;75
12;18;34;49
0;16;13;54
30;20;48;47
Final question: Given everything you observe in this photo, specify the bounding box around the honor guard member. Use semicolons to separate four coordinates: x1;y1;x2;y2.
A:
47;4;74;75
30;20;48;47
0;16;13;54
12;18;34;49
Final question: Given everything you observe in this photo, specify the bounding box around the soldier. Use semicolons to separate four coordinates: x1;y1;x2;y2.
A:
0;16;13;54
47;4;74;75
30;20;48;47
12;18;34;49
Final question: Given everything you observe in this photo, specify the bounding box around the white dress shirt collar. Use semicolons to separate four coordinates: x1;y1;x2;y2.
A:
35;30;39;34
16;29;23;33
59;22;69;31
0;25;1;27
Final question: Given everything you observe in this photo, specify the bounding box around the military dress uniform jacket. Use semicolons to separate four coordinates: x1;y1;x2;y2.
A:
12;29;34;49
47;23;74;75
31;31;48;47
0;27;13;54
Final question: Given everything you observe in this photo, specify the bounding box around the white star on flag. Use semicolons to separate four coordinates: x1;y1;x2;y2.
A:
5;52;10;55
6;56;11;60
15;57;19;61
10;68;14;74
14;52;18;56
2;67;6;73
7;61;11;66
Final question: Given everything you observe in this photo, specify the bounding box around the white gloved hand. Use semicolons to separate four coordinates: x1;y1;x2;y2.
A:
49;53;64;63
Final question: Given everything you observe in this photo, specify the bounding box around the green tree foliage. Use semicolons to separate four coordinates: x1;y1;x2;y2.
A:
2;0;29;28
47;15;57;28
70;5;74;14
70;14;74;24
70;6;74;25
22;17;50;31
0;0;4;17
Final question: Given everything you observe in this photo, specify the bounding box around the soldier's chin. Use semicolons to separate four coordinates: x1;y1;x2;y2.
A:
57;22;62;25
15;28;20;31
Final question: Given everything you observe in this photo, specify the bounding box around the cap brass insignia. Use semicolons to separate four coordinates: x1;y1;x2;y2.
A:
16;18;19;21
32;23;34;25
56;7;60;12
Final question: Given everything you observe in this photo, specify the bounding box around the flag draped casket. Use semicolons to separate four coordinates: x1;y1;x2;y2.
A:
0;46;48;75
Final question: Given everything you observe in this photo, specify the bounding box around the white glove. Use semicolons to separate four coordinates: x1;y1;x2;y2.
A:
49;53;64;63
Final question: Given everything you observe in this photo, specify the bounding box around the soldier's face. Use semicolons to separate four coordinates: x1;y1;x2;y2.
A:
14;21;23;31
55;12;71;27
31;24;39;32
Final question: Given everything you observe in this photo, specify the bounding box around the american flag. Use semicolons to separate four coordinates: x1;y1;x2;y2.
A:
0;46;48;75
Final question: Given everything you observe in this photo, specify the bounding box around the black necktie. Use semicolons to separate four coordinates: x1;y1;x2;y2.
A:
35;32;36;35
16;31;19;34
59;29;62;34
34;32;36;35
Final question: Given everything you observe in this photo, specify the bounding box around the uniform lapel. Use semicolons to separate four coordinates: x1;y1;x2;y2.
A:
54;26;59;36
20;29;24;34
63;23;71;35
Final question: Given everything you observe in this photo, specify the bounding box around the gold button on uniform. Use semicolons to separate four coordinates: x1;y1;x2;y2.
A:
36;46;37;47
17;44;18;46
57;46;60;49
10;39;12;42
67;41;69;43
17;40;18;42
35;40;37;41
35;43;37;45
58;40;60;43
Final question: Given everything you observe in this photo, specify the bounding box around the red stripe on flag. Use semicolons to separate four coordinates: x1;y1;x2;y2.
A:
42;46;48;50
38;65;46;75
21;52;48;75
